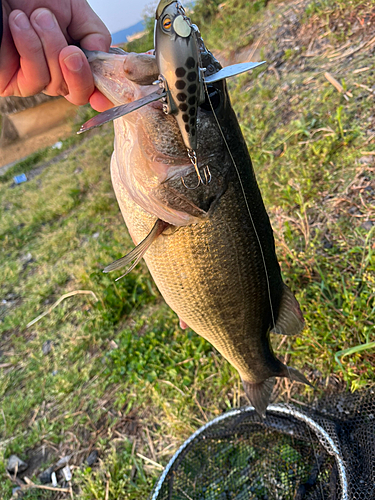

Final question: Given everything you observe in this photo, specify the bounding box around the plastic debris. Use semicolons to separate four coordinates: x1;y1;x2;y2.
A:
62;465;72;481
55;455;72;469
38;466;53;484
52;141;63;150
6;455;28;473
51;471;58;487
42;340;53;355
86;450;99;467
13;174;27;185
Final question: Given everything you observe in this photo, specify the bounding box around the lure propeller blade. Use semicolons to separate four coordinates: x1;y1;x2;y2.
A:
205;61;267;84
78;89;167;134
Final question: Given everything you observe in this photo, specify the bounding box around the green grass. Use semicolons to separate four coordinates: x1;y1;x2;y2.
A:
1;0;374;498
192;0;269;51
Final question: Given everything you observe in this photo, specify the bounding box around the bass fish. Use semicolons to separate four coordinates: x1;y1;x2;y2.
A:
81;0;310;416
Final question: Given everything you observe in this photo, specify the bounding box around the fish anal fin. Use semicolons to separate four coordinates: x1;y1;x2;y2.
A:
287;366;314;388
242;377;275;418
271;284;305;336
103;219;170;276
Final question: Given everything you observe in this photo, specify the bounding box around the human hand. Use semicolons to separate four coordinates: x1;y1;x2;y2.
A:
0;0;113;110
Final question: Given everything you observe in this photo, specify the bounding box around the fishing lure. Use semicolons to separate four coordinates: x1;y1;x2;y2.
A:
79;0;265;188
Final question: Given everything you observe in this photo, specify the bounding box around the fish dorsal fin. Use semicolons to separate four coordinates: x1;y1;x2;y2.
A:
78;89;166;133
271;285;305;336
103;219;169;279
204;61;266;84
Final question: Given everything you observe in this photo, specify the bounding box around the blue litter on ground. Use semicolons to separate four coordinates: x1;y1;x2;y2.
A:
14;174;27;184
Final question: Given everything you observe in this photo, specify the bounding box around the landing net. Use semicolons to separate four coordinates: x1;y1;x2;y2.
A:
149;389;375;500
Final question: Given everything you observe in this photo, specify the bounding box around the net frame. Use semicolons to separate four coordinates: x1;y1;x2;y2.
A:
150;404;349;500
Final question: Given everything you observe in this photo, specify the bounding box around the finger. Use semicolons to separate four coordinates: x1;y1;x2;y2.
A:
0;6;20;95
89;90;114;112
8;10;50;96
30;8;68;96
69;0;111;52
59;45;95;105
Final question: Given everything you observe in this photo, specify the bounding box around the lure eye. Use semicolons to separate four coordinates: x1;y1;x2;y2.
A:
163;17;172;30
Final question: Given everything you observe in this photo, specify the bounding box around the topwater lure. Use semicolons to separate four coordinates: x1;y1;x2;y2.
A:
79;0;265;188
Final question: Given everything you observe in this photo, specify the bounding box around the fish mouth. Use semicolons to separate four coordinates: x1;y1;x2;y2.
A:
84;49;159;107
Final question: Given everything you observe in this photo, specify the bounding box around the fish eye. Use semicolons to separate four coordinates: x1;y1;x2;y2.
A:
163;16;172;30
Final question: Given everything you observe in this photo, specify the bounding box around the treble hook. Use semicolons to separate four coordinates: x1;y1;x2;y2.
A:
181;150;212;190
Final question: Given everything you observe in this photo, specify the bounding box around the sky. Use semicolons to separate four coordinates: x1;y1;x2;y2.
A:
88;0;158;34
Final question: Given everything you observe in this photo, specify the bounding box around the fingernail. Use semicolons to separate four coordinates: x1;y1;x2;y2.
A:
34;9;56;30
14;12;31;30
63;53;84;72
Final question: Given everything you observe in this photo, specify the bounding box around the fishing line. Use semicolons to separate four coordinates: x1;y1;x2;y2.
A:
202;77;276;331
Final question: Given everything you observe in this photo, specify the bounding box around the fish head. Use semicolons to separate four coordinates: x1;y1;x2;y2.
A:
86;44;231;226
154;0;204;152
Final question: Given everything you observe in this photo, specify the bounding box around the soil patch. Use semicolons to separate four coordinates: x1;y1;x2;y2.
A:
0;122;74;170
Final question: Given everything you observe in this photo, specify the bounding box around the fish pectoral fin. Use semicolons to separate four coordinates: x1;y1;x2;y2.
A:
287;366;313;388
103;219;170;278
271;284;305;336
242;377;275;418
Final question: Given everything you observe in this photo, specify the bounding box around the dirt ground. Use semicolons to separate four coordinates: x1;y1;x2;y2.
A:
0;122;73;170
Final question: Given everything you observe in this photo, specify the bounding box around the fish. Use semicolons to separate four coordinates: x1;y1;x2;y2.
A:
83;1;311;416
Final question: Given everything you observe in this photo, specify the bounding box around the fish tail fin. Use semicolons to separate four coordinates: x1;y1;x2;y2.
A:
271;284;304;336
242;366;312;417
242;377;275;418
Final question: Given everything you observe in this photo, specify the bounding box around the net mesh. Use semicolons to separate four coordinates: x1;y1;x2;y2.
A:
150;389;375;500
